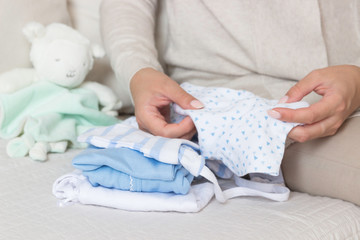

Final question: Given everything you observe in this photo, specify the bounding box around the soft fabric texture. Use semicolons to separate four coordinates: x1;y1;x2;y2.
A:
173;83;308;177
2;128;360;238
78;121;290;203
100;0;360;205
53;171;214;213
100;0;360;98
77;123;204;177
100;0;360;116
0;22;121;114
0;0;70;74
22;22;104;88
0;81;118;158
67;0;133;112
282;117;360;206
72;146;193;194
0;21;123;161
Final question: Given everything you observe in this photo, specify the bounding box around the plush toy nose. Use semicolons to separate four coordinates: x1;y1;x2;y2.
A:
66;70;77;78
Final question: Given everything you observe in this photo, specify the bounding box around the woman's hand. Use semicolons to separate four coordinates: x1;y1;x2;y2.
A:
130;68;203;139
268;65;360;142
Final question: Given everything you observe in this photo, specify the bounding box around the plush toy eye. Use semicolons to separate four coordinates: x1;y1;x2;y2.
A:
55;58;61;62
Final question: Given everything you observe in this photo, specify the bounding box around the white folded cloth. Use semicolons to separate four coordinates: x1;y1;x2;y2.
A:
53;171;215;213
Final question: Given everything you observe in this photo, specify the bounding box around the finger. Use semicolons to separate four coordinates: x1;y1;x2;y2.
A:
283;70;322;103
159;116;196;138
179;127;197;140
288;115;341;142
270;95;340;124
146;116;196;138
164;81;204;110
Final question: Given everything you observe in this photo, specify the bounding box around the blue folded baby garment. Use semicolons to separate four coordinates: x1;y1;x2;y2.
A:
72;146;194;194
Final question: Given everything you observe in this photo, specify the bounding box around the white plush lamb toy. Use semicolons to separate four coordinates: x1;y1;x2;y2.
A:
0;22;122;161
0;21;122;114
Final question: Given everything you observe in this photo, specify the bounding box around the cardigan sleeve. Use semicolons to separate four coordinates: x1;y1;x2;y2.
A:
100;0;163;97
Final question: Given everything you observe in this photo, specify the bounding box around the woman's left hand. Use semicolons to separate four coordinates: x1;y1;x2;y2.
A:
268;65;360;142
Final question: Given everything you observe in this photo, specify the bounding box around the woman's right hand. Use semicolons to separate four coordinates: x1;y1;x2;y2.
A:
130;68;204;139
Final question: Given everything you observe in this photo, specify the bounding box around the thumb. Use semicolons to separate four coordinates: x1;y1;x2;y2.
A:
283;74;318;103
167;83;204;110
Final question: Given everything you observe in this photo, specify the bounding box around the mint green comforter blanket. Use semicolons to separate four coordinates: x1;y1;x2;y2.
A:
0;81;119;148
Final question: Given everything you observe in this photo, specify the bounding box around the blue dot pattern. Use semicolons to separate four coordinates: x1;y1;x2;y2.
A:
172;83;309;177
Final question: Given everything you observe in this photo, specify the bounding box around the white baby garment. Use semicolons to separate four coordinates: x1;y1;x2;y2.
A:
173;83;309;177
53;171;214;213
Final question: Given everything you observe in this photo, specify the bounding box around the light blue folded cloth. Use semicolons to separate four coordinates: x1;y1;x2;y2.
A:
72;146;194;194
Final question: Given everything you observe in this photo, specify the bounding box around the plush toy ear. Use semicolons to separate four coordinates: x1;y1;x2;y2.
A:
91;44;105;58
22;22;46;43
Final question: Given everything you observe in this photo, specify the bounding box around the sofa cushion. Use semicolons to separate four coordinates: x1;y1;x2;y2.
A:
0;0;70;73
67;0;133;112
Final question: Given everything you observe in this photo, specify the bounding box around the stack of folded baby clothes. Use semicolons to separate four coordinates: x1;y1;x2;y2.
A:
53;122;216;213
72;146;193;195
53;83;308;213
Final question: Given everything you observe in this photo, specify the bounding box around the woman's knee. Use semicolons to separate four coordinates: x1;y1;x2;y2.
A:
282;117;360;205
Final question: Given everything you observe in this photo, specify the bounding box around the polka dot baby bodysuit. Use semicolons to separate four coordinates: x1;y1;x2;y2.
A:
173;83;309;177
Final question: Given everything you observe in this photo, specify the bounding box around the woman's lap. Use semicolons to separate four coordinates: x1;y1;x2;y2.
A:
182;75;359;205
282;117;360;206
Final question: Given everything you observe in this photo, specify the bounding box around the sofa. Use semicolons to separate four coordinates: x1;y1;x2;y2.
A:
1;1;359;239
